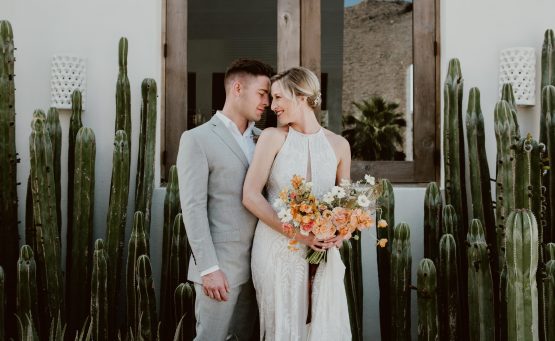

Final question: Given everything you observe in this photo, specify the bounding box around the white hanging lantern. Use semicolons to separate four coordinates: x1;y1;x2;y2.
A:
50;55;87;110
498;47;535;106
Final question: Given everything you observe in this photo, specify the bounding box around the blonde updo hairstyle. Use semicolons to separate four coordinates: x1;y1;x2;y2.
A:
271;67;322;111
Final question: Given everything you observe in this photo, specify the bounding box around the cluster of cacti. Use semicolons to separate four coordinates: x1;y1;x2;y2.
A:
376;178;393;340
340;238;361;341
135;79;157;233
0;19;19;339
417;258;438;341
390;222;411;341
66;127;96;335
105;129;130;338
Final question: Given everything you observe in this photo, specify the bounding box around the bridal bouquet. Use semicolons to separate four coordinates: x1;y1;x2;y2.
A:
274;174;388;264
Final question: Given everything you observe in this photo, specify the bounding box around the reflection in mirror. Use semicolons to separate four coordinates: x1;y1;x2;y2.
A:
325;0;414;161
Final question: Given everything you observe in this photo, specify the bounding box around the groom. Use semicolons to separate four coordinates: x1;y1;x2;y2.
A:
177;59;274;340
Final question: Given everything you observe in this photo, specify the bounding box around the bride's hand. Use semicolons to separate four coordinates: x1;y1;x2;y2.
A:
295;233;332;252
324;231;352;248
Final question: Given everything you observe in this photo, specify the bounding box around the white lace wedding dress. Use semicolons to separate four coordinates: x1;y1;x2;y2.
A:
251;127;352;341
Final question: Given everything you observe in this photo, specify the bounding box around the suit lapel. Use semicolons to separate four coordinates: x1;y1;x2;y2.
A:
210;115;249;168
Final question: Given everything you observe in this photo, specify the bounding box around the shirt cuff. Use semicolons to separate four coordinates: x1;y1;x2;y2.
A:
200;265;220;277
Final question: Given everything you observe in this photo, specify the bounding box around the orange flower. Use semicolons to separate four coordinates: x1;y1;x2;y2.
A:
300;203;314;214
377;219;388;228
291;175;304;189
279;190;288;201
350;209;373;231
377;238;388;248
332;207;351;227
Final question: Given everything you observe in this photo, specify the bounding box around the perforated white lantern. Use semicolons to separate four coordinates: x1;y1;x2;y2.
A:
50;55;87;110
499;47;535;106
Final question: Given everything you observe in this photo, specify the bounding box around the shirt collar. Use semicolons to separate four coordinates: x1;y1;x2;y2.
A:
216;111;255;137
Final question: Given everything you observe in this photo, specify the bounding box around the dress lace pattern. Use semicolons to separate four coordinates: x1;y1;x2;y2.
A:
251;127;351;341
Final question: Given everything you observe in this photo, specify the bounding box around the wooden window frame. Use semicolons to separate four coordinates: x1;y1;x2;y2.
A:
162;0;440;183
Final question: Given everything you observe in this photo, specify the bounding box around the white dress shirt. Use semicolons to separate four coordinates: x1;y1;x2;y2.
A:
200;111;256;277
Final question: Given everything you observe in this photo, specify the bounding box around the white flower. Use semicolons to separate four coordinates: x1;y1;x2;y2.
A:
365;174;376;186
323;193;334;204
331;186;346;198
277;208;292;223
340;178;351;187
357;194;371;208
273;198;285;209
305;181;313;189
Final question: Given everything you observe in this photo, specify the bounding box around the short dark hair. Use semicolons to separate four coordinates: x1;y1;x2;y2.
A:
224;59;275;85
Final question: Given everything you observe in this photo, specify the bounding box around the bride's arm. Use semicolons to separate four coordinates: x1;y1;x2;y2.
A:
327;136;352;247
243;128;329;251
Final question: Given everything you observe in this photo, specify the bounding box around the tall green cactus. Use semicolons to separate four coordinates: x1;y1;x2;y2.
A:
116;37;131;151
424;182;442;265
546;260;555;341
438;233;459;341
16;245;39;337
127;211;149;334
500;83;521;140
105;130;130;338
135;79;157;233
340;239;361;341
390;222;411;341
68;90;83;253
0;20;19;340
494;100;516;270
66;127;95;336
91;239;108;341
466;87;497;260
541;29;555;146
174;283;195;341
29;113;62;327
505;210;539;341
376;178;393;340
160;166;181;336
443;58;468;247
546;85;555;243
136;255;157;341
417;258;438;341
46;108;61;235
467;219;495;340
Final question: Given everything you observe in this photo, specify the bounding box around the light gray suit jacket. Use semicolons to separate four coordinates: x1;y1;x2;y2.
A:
176;115;260;287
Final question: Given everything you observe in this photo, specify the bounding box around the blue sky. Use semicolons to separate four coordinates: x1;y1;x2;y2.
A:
344;0;363;7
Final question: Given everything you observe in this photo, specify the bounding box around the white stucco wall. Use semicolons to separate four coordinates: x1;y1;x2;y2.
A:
4;0;554;339
3;0;163;289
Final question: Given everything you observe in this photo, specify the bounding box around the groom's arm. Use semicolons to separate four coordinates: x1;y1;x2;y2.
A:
176;132;219;275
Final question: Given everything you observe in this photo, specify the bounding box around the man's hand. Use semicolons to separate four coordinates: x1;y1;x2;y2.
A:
201;270;230;302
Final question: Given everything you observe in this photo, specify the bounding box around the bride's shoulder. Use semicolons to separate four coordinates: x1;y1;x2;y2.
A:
259;126;288;141
323;129;350;150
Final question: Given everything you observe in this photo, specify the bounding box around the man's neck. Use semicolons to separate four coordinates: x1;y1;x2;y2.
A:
220;106;249;133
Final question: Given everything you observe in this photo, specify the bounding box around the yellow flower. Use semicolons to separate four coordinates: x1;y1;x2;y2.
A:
291;175;304;189
377;238;388;248
377;219;388;228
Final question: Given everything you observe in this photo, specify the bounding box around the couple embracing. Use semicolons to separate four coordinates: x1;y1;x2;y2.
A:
177;59;352;341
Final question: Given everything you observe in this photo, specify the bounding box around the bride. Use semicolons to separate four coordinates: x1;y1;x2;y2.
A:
243;67;352;340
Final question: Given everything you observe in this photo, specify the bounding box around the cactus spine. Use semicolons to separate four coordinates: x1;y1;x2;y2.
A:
105;130;130;337
116;37;131;151
505;210;539;341
135;79;157;233
417;258;438;341
340;238;361;341
438;233;459;341
29;113;62;326
467;219;495;340
174;283;195;341
46;108;62;235
136;255;157;341
161;166;181;336
16;245;39;337
391;222;411;341
127;211;149;334
376;178;393;340
91;240;108;341
424;182;442;266
66;127;95;335
0;20;18;339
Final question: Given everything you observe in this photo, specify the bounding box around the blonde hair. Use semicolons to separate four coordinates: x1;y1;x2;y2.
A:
271;67;321;109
